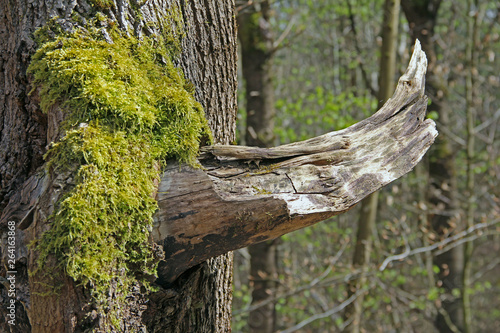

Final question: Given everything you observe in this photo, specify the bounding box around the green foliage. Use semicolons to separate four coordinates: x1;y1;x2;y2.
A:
427;286;443;301
427;110;439;120
28;17;211;326
275;88;374;143
232;283;252;332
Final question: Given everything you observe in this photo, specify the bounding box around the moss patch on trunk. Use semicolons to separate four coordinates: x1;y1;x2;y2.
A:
28;16;211;328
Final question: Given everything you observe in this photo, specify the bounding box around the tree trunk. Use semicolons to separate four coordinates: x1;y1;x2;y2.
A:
462;2;484;332
237;2;277;332
238;1;275;148
0;0;237;331
344;0;400;330
401;2;463;332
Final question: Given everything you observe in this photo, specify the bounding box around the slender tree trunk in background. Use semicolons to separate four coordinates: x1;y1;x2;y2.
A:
402;1;464;332
416;161;436;283
0;0;237;331
462;2;483;332
238;1;275;148
343;0;400;331
247;241;277;332
237;2;277;332
344;192;378;332
462;7;474;332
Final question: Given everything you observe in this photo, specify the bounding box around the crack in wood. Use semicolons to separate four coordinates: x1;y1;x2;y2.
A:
284;172;298;194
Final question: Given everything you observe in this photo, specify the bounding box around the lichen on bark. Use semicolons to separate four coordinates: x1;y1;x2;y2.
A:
26;11;212;328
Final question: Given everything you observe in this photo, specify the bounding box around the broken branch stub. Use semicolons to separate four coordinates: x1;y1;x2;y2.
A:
154;40;438;283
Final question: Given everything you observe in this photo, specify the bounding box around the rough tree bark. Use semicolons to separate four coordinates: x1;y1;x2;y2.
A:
0;0;237;332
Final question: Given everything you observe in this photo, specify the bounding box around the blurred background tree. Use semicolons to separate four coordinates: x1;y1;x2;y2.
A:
343;0;401;331
233;0;500;332
237;1;278;332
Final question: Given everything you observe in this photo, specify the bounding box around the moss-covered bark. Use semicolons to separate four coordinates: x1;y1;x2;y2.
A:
1;0;237;331
27;10;214;328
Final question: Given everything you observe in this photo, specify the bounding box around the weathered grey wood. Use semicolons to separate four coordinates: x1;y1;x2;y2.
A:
154;40;437;282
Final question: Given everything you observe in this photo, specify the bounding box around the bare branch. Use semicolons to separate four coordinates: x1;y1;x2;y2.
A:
233;241;348;315
272;16;298;52
379;219;500;271
278;288;367;333
345;0;378;97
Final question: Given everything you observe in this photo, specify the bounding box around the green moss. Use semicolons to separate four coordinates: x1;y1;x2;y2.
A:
252;185;272;195
28;17;211;328
90;0;114;10
30;23;212;161
156;6;186;56
246;162;281;176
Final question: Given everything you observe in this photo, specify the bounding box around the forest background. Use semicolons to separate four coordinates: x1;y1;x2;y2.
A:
232;1;500;332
